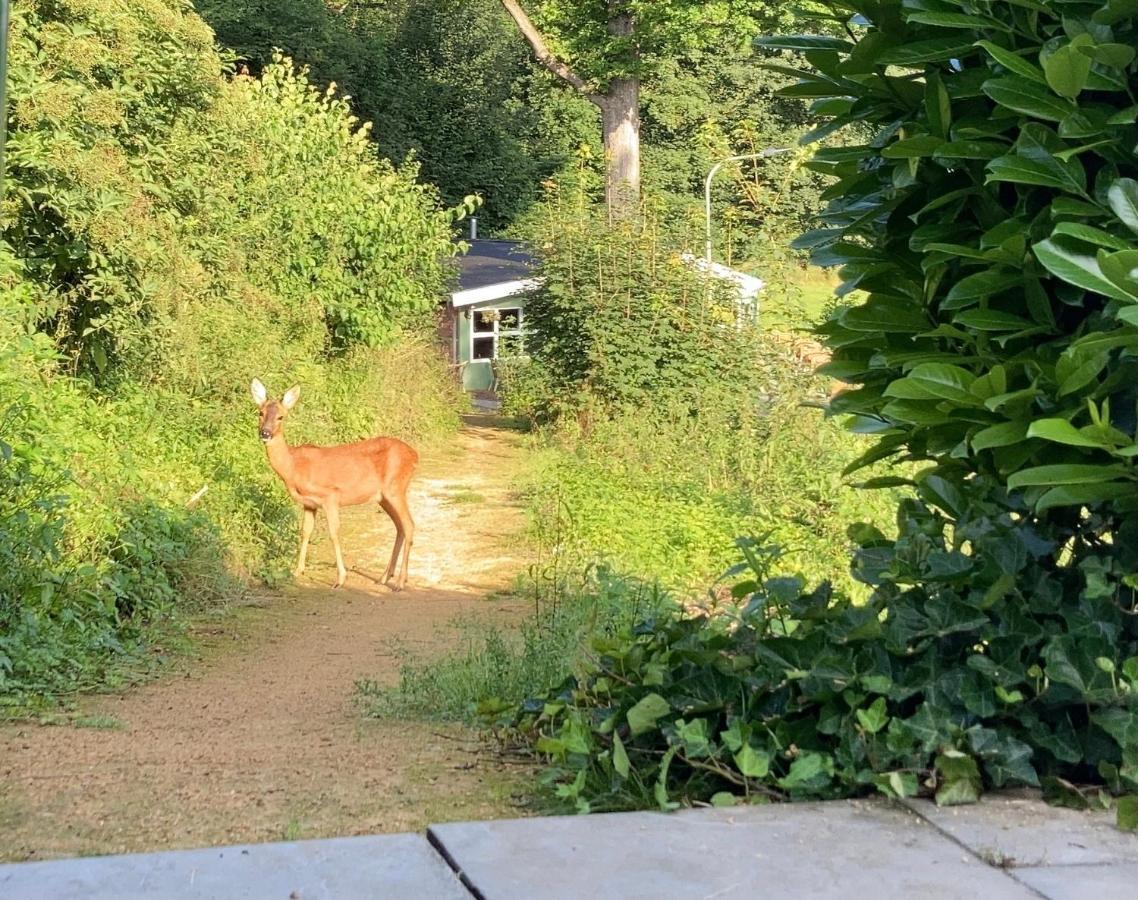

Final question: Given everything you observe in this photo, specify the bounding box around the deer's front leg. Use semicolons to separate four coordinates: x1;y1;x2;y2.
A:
294;507;316;578
324;501;348;588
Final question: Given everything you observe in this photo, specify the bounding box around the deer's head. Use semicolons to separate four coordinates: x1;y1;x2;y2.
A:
250;379;300;443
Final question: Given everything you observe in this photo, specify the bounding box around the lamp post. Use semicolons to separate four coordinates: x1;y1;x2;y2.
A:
704;147;793;267
1;0;9;203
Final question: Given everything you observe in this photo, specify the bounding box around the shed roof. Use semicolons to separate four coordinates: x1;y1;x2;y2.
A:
455;240;536;292
447;240;767;313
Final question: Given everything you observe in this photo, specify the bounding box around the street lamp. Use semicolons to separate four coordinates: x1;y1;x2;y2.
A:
704;147;794;266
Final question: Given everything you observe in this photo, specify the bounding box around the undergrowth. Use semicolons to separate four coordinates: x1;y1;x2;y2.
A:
486;0;1138;830
0;0;466;704
357;569;671;722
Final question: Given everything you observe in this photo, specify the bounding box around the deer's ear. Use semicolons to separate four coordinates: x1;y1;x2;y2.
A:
250;378;268;406
282;385;301;410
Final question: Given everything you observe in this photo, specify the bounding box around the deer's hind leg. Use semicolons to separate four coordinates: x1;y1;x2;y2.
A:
380;496;403;585
383;487;415;591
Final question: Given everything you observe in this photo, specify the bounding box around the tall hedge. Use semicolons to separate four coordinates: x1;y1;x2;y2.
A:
769;0;1138;800
0;0;465;701
503;0;1137;824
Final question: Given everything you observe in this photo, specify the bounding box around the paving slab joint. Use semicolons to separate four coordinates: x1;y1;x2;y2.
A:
428;826;485;900
891;800;1050;900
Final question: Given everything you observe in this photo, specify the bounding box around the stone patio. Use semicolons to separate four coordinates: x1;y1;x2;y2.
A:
1;795;1134;899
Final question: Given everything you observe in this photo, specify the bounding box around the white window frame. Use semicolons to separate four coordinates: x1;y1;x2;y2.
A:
470;306;525;362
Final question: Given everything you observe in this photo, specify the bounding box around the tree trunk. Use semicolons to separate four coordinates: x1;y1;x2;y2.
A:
601;5;639;218
498;0;641;216
600;78;640;217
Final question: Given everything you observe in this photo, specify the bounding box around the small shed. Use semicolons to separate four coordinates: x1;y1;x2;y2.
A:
439;241;769;404
440;240;540;397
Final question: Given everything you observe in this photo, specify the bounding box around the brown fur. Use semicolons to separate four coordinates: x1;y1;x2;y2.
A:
251;380;419;590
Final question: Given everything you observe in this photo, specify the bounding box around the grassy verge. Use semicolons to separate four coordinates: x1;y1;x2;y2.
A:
361;344;898;729
358;571;673;722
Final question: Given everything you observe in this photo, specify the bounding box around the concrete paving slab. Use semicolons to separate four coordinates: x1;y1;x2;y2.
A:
0;833;468;900
902;795;1138;867
429;800;1037;899
1012;862;1138;900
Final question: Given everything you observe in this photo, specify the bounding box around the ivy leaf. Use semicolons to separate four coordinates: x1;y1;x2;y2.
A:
612;731;630;779
778;752;833;791
734;743;771;779
1042;776;1090;809
906;705;954;753
880;771;919;799
985;736;1040;788
1118;796;1138;832
856;697;890;734
720;720;746;752
1091;709;1138;750
1042;639;1092;692
935;751;982;806
674;717;711;758
627;693;670;736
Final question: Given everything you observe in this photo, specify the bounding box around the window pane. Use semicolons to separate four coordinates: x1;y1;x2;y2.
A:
473;311;495;333
472;336;495;360
498;308;521;330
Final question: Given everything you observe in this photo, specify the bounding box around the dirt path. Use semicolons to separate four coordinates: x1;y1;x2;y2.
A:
0;420;532;862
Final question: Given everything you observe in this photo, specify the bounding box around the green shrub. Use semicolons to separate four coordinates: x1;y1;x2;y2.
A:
501;0;1138;827
0;0;467;703
509;189;760;420
500;193;896;592
501;541;1138;818
5;0;459;385
358;569;671;722
523;386;897;594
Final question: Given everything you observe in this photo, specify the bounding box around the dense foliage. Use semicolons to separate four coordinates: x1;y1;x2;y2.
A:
503;0;790;83
500;0;1138;828
506;195;759;418
0;0;465;702
500;541;1138;821
196;0;828;242
198;0;594;231
644;56;828;257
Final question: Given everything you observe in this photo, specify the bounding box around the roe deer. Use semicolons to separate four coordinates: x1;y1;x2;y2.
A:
250;379;418;590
